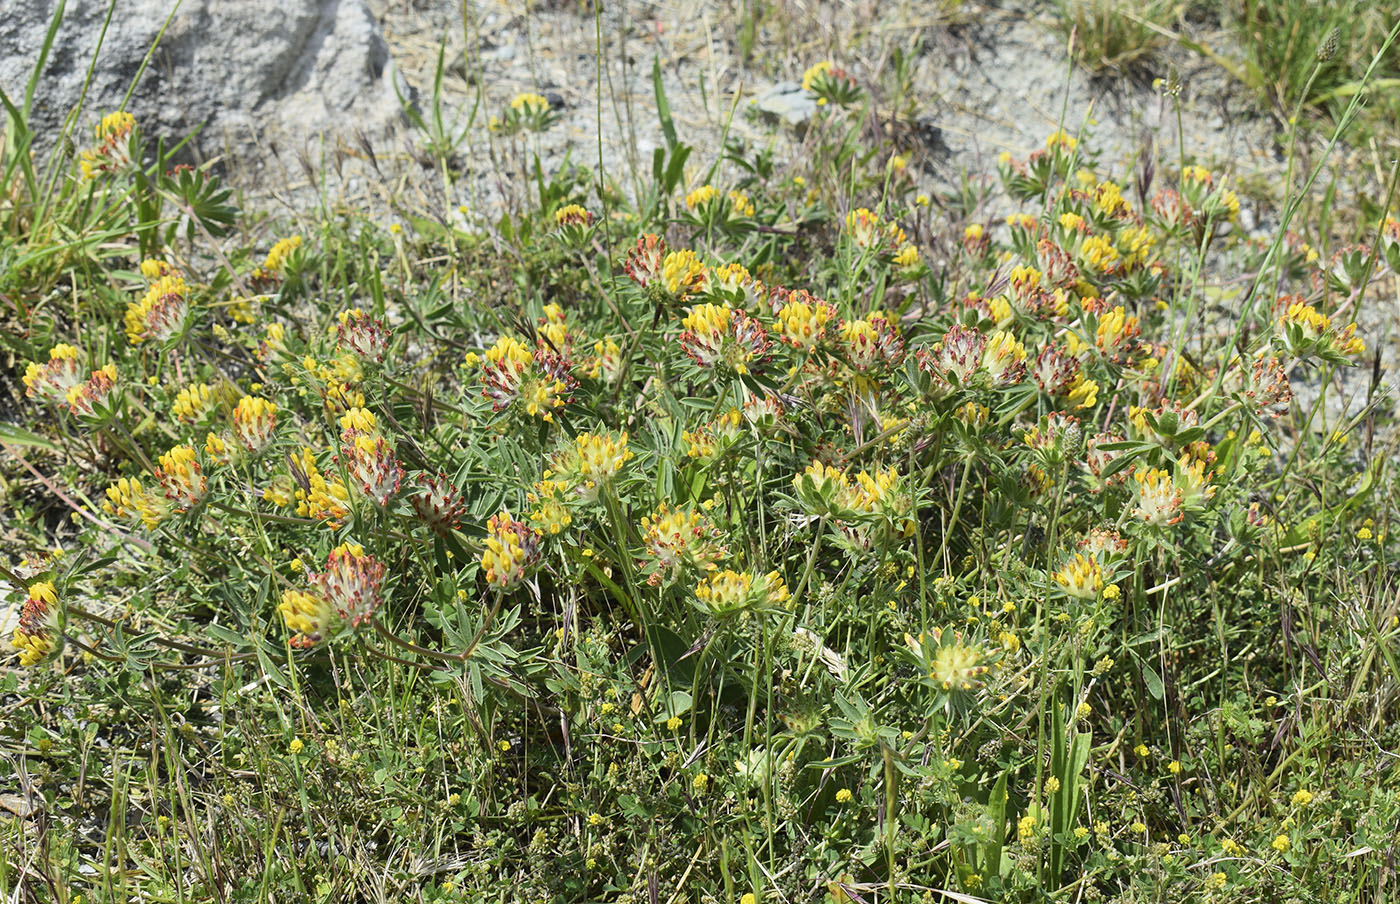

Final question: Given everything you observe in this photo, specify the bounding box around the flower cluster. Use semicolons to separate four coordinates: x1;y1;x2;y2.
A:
278;544;387;646
11;582;62;667
490;92;557;135
79;111;136;178
125;273;192;345
693;569;790;618
678;303;772;374
477;334;578;422
480;512;543;589
639;504;725;585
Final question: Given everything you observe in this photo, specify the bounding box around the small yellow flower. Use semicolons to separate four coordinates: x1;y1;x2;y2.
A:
1272;834;1290;853
1167;760;1182;774
1291;789;1314;807
1053;553;1104;600
1045;130;1077;152
666;716;682;731
685;184;719;210
693;773;709;793
802;60;832;92
261;236;302;275
289;738;304;754
835;788;853;803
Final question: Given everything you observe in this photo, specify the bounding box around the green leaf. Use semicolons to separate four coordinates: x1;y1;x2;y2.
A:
652;57;677;150
985;771;1008;877
1142;662;1164;700
0;422;57;450
205;624;252;648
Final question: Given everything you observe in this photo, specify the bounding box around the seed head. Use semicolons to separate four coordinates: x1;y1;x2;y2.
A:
1318;27;1340;63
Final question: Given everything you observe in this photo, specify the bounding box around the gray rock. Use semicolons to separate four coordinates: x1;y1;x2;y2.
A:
749;81;816;126
0;0;410;165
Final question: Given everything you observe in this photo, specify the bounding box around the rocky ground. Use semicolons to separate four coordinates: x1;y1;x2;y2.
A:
5;0;1395;422
357;0;1285;220
362;0;1400;429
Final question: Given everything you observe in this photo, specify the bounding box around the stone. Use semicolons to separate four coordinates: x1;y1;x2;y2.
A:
0;0;411;165
749;81;816;127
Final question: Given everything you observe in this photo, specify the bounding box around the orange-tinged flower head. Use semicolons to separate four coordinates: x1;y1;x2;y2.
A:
624;234;667;288
155;444;207;510
1132;467;1183;526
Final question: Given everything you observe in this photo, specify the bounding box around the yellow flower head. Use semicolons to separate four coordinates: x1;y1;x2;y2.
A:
1080;234;1120;274
640;504;724;585
694;569;790;618
124;275;190;345
480;512;543;589
279;589;335;647
1094;180;1127;216
102;476;171;529
172;382;228;422
154;444;207;510
775;296;833;350
802;60;832;91
11;581;62;667
1053;552;1104;599
685;184;719;210
510;93;550;114
1132;467;1183;526
97;111;136;142
554;204;593;227
575;432;633;487
263;235;303;274
232;396;278;452
662;250;709;298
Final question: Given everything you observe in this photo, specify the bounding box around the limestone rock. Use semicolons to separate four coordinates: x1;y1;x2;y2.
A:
749;81;816;127
0;0;410;164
